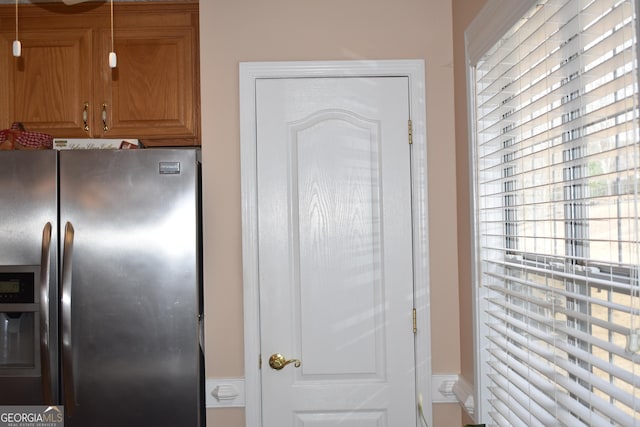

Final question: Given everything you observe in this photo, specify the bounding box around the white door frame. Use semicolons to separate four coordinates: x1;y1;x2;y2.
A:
239;59;432;427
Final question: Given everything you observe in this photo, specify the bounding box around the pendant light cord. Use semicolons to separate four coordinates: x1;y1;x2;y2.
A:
12;0;21;57
108;0;116;68
110;0;114;53
14;0;18;42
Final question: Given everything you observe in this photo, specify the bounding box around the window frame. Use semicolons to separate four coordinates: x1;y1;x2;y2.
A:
466;1;540;421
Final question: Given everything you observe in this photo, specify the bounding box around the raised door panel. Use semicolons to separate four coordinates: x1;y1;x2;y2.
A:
294;110;385;380
0;28;92;137
97;25;198;140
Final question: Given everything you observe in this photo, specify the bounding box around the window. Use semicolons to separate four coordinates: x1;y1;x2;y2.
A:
468;0;640;425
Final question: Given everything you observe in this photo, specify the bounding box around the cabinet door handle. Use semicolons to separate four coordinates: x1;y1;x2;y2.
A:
82;102;89;131
102;103;109;132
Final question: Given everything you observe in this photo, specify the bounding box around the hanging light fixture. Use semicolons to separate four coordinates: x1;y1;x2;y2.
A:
12;0;20;57
108;0;117;68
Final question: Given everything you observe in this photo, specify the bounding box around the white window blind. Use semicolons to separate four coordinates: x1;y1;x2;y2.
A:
472;0;640;425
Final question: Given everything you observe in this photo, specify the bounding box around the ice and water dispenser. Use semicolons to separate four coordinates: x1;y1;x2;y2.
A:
0;267;39;376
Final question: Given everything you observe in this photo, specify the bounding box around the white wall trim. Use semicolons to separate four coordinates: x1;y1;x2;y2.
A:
206;375;463;411
431;374;458;403
430;374;475;417
205;377;245;408
239;60;431;427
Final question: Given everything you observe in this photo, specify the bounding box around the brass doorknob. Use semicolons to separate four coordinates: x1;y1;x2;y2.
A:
268;353;301;370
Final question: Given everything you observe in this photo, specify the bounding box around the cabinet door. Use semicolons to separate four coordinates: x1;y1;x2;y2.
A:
97;25;198;140
0;28;93;137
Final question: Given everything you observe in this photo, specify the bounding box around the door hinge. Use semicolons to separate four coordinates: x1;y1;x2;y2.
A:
259;354;262;370
408;119;413;145
413;308;417;333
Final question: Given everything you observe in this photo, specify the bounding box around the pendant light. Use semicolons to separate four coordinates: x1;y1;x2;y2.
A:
12;0;20;57
108;0;117;68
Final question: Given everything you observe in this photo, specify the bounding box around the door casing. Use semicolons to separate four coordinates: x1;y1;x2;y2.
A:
239;59;432;427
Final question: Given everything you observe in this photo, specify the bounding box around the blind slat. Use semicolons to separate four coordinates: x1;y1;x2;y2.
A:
478;20;636;127
484;257;637;295
487;334;638;426
487;383;548;426
486;283;631;337
486;308;640;392
488;399;524;427
477;2;635;112
488;362;591;427
487;297;632;360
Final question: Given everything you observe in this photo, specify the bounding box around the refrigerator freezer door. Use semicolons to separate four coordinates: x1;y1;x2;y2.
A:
0;151;58;405
0;151;57;266
59;149;201;427
0;150;58;405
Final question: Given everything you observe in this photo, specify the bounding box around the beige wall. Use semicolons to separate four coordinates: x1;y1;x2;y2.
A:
452;1;488;425
199;1;462;426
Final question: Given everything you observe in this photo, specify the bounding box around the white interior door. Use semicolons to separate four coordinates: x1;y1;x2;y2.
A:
256;76;417;426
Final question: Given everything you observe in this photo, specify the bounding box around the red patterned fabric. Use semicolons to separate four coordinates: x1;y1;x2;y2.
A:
0;122;53;150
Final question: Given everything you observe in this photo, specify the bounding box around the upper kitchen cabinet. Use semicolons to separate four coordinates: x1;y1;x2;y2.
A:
0;25;93;138
0;2;200;146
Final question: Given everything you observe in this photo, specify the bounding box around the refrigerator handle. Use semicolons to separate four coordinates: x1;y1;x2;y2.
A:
61;222;76;415
39;222;53;404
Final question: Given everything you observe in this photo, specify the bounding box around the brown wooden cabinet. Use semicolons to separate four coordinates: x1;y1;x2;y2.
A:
0;26;93;137
0;2;200;146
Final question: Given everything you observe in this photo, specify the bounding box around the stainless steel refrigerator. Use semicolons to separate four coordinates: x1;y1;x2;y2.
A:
0;149;204;426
